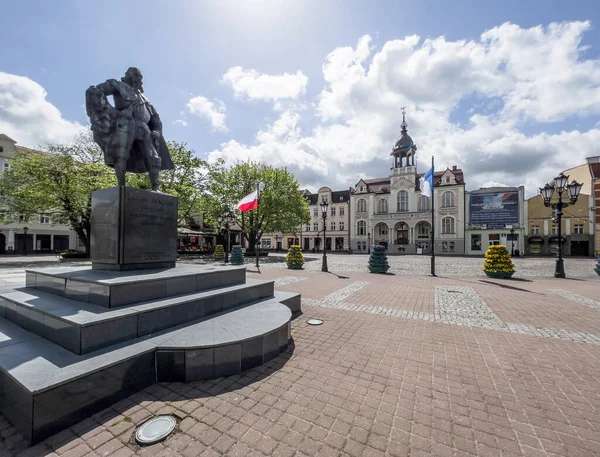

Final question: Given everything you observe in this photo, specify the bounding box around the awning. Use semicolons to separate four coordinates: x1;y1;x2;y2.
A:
549;235;567;243
178;228;215;236
527;236;544;243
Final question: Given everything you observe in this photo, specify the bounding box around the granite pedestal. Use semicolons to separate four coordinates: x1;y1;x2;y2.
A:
90;187;178;271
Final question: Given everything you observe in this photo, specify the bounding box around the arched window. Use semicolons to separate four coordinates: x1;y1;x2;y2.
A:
377;224;388;235
418;195;429;211
357;199;367;213
378;199;388;214
397;191;408;212
357;220;366;235
396;222;409;244
442;217;455;234
442;191;454;208
416;222;431;239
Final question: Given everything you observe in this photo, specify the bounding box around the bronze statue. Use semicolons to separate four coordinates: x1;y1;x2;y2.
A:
85;67;174;191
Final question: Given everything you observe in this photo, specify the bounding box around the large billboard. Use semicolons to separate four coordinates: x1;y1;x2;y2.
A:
469;191;519;228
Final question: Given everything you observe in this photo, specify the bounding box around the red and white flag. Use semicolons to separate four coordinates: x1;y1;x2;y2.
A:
237;189;259;212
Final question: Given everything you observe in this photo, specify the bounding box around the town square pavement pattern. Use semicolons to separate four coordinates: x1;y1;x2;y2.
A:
0;254;599;456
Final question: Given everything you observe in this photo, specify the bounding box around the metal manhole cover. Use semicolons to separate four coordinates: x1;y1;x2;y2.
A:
307;319;323;326
135;415;176;445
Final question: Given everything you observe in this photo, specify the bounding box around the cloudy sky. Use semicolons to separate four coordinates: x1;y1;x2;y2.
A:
1;0;599;197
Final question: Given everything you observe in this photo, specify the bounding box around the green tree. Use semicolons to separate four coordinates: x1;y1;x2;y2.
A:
0;132;214;255
205;162;310;252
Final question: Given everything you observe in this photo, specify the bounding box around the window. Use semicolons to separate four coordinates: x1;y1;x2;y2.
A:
442;191;454;208
552;224;559;235
442;216;455;234
40;214;51;224
445;177;450;184
378;199;388;213
418;195;429;211
313;208;318;216
313;222;319;231
340;207;345;216
331;207;336;216
339;222;345;231
357;220;366;235
261;238;271;248
531;225;540;235
449;241;455;252
357;199;367;213
397;191;408;212
442;241;448;252
306;224;310;232
2;162;9;171
378;224;388;235
471;234;481;251
417;223;430;239
551;208;557;220
574;224;584;234
330;221;336;231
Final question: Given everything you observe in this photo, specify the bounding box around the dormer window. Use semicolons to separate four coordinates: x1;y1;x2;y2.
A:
445;177;450;184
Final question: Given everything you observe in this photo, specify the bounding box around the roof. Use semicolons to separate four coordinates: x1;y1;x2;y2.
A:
0;134;16;143
590;163;600;180
305;189;350;205
354;167;465;193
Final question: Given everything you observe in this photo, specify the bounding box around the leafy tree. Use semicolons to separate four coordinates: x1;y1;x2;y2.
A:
204;161;310;252
0;131;213;255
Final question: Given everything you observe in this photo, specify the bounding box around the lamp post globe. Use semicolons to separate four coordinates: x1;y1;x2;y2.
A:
320;197;329;272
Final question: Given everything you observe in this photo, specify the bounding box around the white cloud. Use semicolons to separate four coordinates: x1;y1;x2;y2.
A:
173;119;188;127
222;66;308;101
210;21;600;196
0;72;85;147
186;96;228;132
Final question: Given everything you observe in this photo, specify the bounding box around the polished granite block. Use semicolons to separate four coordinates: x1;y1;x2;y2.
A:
241;337;263;372
263;330;280;363
156;351;185;382
25;272;37;288
0;370;33;444
39;314;80;354
32;351;155;443
35;274;66;297
80;316;138;354
110;281;168;308
0;298;8;318
185;348;214;381
214;343;241;378
90;187;178;271
278;323;289;352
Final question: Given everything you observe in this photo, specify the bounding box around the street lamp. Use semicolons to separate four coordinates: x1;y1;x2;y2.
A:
320;197;329;272
539;173;583;278
217;208;234;263
275;234;280;252
509;226;515;257
367;230;371;254
23;226;29;256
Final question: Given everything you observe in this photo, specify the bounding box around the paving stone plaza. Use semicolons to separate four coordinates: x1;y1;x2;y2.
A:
0;254;599;456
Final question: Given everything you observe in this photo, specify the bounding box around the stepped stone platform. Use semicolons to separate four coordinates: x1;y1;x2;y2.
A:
0;264;301;445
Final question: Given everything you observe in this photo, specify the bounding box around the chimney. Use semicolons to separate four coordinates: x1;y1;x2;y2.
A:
452;165;457;171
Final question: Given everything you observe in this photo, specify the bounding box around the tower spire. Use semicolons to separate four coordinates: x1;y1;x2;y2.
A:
401;106;407;133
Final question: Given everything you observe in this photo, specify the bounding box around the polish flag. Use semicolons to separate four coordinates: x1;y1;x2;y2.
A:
237;189;259;212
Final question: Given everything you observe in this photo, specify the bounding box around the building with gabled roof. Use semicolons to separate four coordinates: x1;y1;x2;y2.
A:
349;114;466;255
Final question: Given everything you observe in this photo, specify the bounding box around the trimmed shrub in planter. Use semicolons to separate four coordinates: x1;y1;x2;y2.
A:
368;245;389;273
483;245;515;278
230;245;244;265
286;245;304;269
595;255;600;276
213;244;225;261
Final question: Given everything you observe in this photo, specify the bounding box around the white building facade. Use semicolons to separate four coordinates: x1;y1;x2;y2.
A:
349;117;466;255
0;134;80;255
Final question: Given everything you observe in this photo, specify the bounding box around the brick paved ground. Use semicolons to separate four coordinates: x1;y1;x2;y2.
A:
1;255;599;456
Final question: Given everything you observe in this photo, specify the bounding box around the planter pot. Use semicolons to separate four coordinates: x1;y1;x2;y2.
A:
287;264;303;270
484;271;514;279
595;268;600;276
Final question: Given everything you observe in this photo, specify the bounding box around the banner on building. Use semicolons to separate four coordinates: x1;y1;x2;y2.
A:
469;191;519;228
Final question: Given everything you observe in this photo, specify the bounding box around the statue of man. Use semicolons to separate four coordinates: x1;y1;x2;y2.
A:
85;67;174;191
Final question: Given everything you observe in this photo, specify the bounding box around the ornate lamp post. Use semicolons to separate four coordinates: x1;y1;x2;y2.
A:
320;197;328;272
23;226;29;256
539;173;583;278
275;234;280;252
217;207;234;263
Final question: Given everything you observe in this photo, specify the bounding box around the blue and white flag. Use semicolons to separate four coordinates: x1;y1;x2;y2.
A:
420;166;434;197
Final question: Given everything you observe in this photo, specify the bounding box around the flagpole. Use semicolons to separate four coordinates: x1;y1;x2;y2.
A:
255;183;260;270
430;155;436;277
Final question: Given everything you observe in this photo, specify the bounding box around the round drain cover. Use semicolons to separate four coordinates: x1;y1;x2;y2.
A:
307;319;323;325
135;415;176;445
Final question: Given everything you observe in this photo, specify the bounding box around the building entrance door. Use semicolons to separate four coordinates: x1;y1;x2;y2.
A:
570;241;589;256
304;238;310;251
0;233;5;254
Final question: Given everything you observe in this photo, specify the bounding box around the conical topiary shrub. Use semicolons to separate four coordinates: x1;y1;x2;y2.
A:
213;244;225;261
368;245;389;273
230;245;244;265
286;245;304;269
595;254;600;276
483;245;515;278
